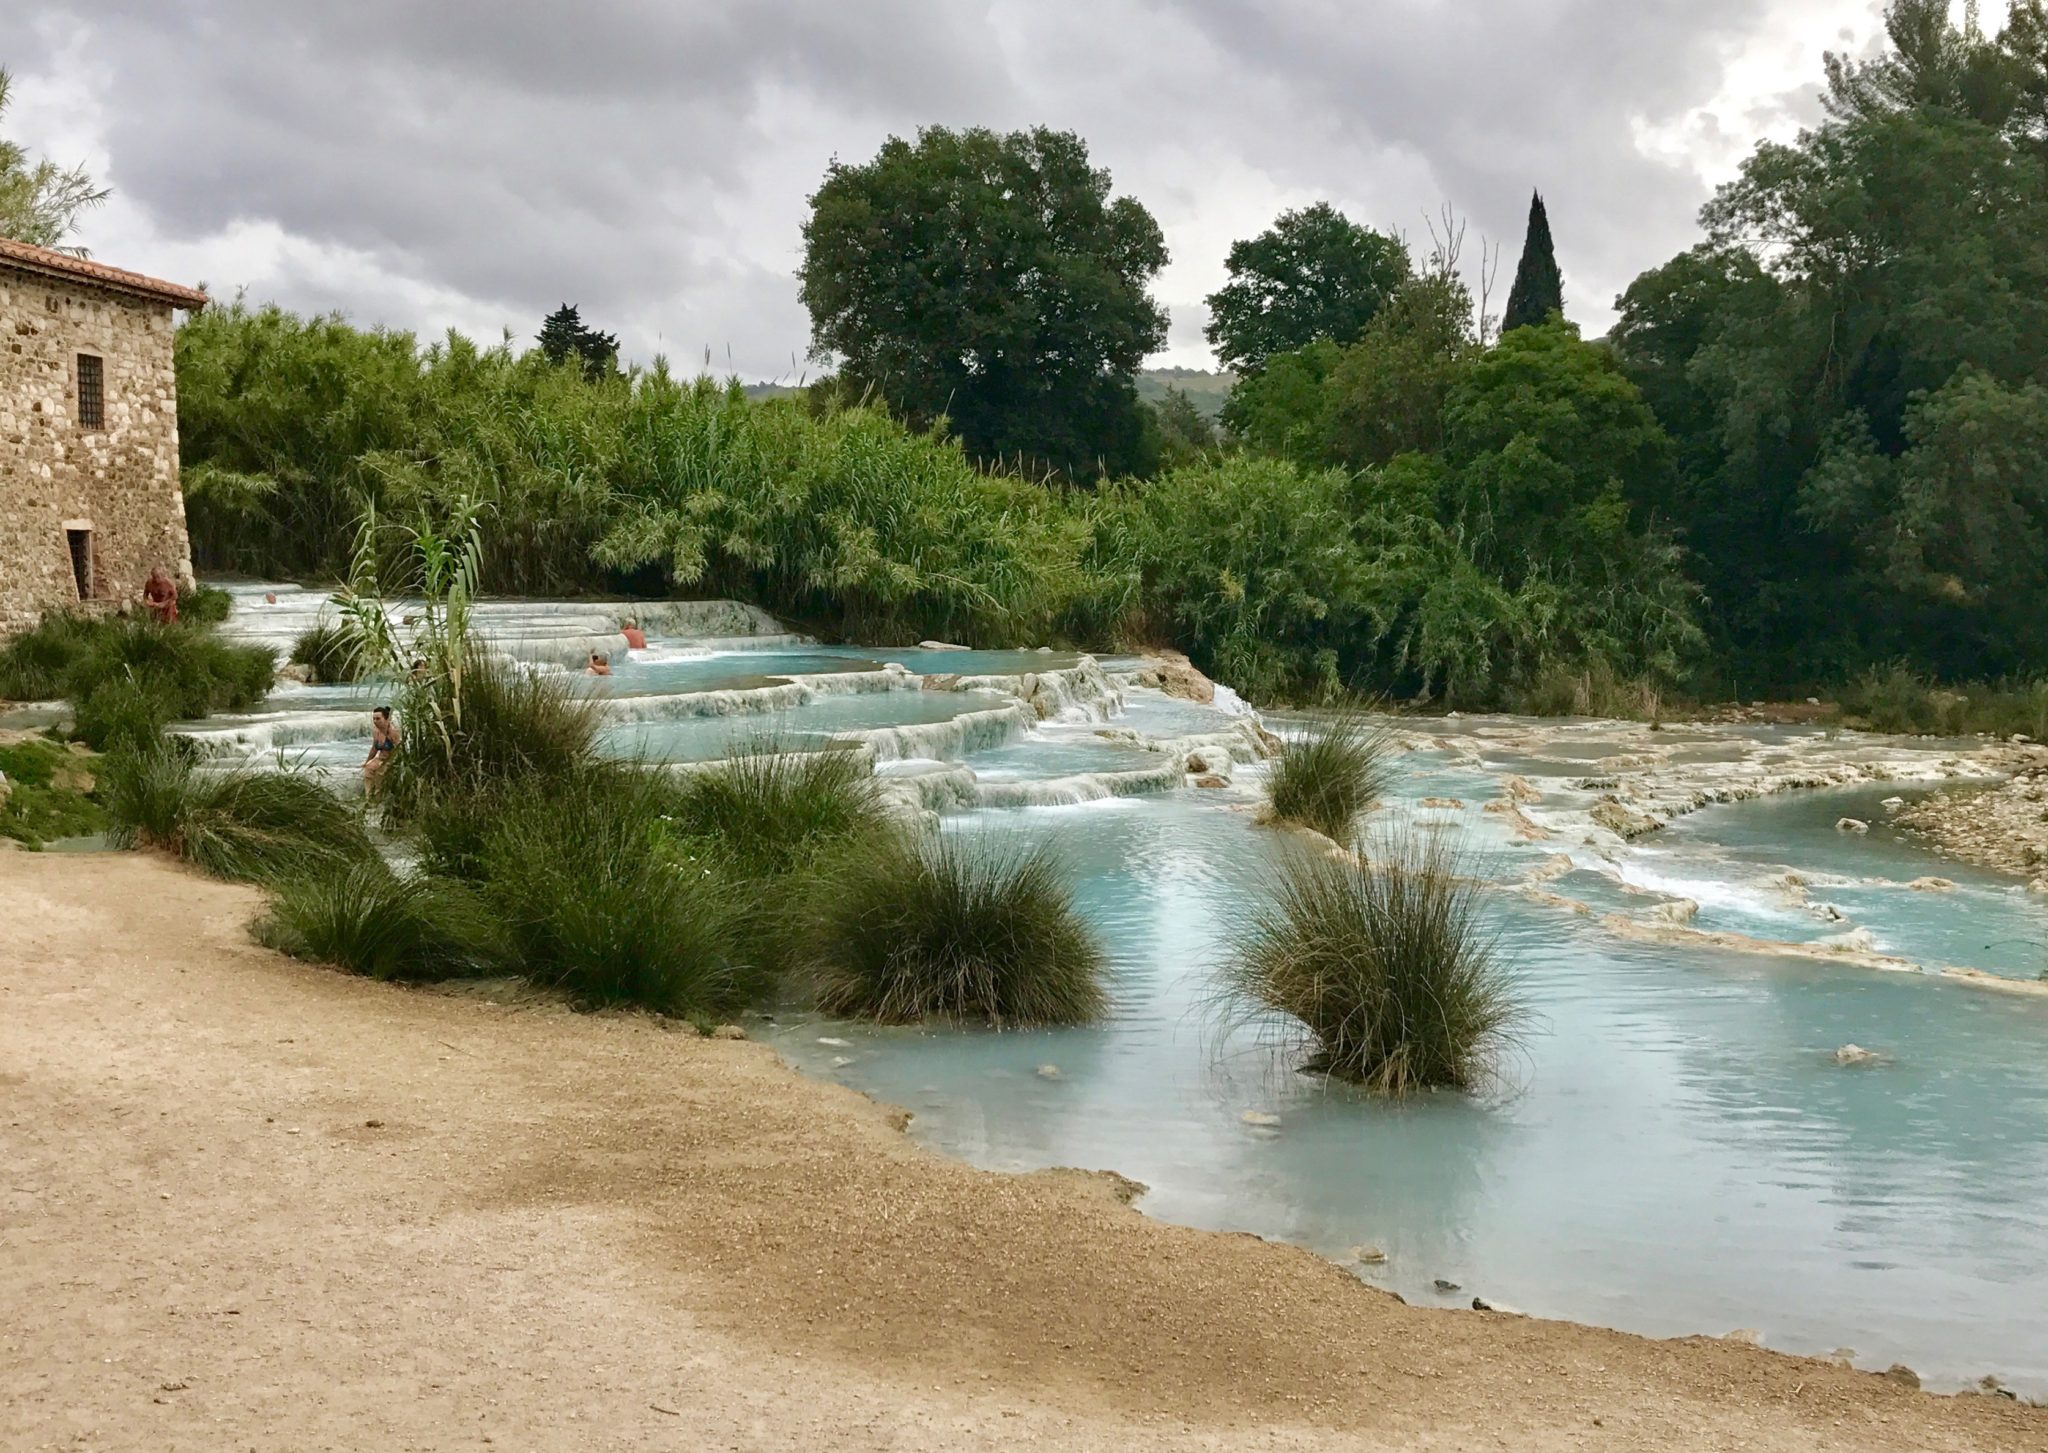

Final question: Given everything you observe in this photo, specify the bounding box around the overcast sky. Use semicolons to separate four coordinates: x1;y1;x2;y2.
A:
1;1;1916;380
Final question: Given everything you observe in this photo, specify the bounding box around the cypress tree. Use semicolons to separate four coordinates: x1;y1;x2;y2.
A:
1501;191;1564;334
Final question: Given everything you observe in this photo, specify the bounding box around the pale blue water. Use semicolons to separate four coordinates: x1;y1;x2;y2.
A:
193;591;2048;1393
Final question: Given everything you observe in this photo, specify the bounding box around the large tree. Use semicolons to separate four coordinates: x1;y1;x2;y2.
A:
1501;191;1563;334
1203;203;1409;373
0;67;108;254
799;125;1168;480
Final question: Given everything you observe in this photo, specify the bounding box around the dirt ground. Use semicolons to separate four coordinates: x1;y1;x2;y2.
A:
4;849;2044;1453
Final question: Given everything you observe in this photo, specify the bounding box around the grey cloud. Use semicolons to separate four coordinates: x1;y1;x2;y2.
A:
2;1;1870;375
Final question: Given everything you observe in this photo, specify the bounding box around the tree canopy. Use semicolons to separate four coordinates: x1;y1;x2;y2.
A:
0;67;108;254
798;125;1168;480
1501;191;1563;334
1611;0;2048;684
537;304;620;381
1203;203;1409;373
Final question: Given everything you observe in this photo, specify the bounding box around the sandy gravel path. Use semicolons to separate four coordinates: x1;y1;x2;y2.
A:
4;849;2043;1452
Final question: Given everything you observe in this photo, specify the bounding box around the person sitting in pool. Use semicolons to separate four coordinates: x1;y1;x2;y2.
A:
620;620;648;651
585;651;612;677
362;706;401;791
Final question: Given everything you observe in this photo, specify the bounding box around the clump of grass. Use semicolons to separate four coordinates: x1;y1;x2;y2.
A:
475;767;742;1015
101;750;373;883
0;614;100;700
1265;710;1393;844
1509;660;1666;722
0;738;109;848
289;622;363;684
72;677;179;753
669;741;885;878
808;829;1108;1027
1224;832;1522;1094
390;652;601;803
1838;663;2048;739
256;860;504;981
178;585;235;626
61;617;276;715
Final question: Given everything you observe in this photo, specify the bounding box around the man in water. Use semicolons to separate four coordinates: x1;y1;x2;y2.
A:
142;569;178;625
362;706;401;792
621;619;648;650
585;652;612;677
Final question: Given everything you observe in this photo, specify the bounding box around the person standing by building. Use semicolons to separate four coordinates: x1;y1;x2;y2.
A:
142;568;179;625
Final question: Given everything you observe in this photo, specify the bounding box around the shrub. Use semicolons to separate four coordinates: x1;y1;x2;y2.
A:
256;860;503;981
1224;832;1522;1094
0;738;109;848
102;750;374;883
475;767;742;1016
1265;711;1394;844
808;829;1108;1027
179;585;235;626
290;622;363;684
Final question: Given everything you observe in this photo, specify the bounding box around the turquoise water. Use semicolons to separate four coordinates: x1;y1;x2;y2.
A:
195;590;2048;1392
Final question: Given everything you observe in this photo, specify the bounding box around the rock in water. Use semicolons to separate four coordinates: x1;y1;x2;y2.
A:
1349;1244;1387;1265
1834;1044;1879;1067
1433;1278;1461;1293
1837;817;1870;835
1240;1110;1282;1128
1035;1064;1062;1081
1881;796;1906;813
1647;898;1700;926
1882;1364;1921;1389
917;640;972;652
1723;1328;1763;1346
1906;877;1956;893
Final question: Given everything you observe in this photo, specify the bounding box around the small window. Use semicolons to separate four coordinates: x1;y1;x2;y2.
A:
66;527;94;600
76;354;104;429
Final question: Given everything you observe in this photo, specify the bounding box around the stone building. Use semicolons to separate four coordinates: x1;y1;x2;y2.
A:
1;237;208;641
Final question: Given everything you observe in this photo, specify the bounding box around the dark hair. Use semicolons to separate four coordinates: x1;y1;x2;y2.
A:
373;705;393;719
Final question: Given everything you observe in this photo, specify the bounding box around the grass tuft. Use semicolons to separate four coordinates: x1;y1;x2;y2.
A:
668;741;885;878
390;652;601;803
256;860;504;981
0;614;101;700
808;829;1108;1027
289;622;364;684
475;767;741;1016
102;750;374;883
178;585;235;626
1223;831;1523;1095
1265;710;1394;844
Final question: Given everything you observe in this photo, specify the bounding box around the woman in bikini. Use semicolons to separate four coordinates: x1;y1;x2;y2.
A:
362;706;401;792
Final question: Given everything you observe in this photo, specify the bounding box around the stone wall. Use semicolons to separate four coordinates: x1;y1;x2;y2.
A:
0;266;193;641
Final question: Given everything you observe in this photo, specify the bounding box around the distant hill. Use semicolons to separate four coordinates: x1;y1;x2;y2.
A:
743;367;1235;419
1134;367;1234;419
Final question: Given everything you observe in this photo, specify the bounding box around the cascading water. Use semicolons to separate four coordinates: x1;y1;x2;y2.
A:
192;583;2048;1393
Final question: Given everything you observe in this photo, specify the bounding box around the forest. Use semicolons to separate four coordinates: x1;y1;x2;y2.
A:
163;1;2048;708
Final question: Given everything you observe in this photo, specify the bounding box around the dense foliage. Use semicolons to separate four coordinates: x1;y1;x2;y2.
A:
798;125;1168;480
1610;0;2048;688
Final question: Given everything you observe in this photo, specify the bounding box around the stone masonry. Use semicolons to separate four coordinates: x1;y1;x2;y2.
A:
1;238;208;641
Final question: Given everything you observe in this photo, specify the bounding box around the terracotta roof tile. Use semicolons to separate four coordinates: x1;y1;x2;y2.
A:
0;236;209;310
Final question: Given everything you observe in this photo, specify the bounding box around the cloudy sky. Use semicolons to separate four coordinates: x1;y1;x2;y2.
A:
1;1;1917;380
